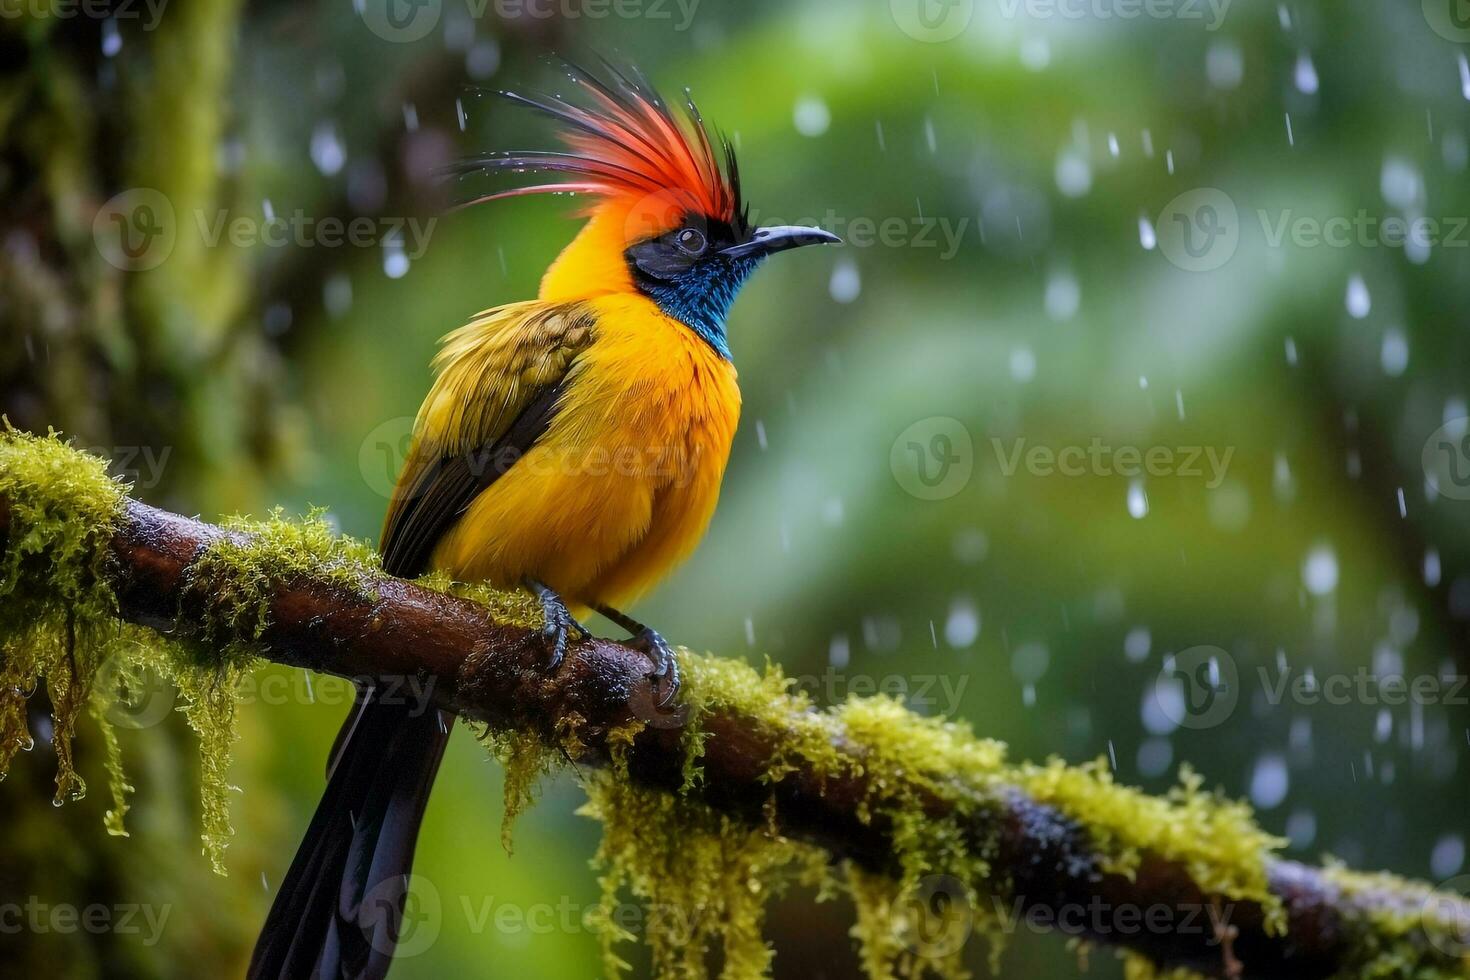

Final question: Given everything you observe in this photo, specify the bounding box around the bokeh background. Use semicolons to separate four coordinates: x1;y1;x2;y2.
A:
5;0;1470;976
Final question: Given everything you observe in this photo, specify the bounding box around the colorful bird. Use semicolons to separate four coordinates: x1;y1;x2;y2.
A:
248;60;839;979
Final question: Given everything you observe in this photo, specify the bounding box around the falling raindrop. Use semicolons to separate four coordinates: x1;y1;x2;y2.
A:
1044;270;1080;321
310;121;346;177
101;19;122;57
1302;544;1339;596
945;599;981;648
1249;753;1289;809
383;245;409;279
323;273;353;318
1345;274;1371;319
1380;327;1409;376
1431;835;1466;878
1286;809;1317;849
1293;52;1319;94
1124;627;1151;662
1011;642;1050;684
793;95;830;137
1284;336;1299;366
952;528;989;564
1019;37;1051;71
1138;215;1157;250
1142;682;1181;735
829;259;861;303
1274;452;1296;501
1425;548;1442;587
466;39;500;80
1127;480;1149;519
1381;157;1423;208
1206;40;1244;90
1054;148;1092;198
1009;347;1036;383
1137;738;1173;778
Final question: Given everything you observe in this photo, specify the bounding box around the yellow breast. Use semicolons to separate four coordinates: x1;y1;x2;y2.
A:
430;292;740;608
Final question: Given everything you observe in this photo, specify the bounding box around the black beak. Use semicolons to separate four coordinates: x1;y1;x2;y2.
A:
720;224;842;260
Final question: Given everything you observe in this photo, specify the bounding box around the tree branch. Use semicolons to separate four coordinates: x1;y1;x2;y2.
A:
0;492;1465;979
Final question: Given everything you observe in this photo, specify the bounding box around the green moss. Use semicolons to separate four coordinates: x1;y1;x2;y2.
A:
5;431;1464;979
0;425;129;803
580;772;832;980
1317;863;1470;978
584;651;1288;979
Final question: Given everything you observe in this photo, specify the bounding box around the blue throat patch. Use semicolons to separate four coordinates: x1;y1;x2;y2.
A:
640;255;763;359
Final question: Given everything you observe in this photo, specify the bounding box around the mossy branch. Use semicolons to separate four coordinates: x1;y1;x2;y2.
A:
2;432;1468;980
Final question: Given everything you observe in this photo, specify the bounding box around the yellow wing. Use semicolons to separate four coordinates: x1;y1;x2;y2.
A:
379;300;597;577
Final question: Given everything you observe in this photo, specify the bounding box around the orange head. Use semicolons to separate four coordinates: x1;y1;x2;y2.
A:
451;60;840;357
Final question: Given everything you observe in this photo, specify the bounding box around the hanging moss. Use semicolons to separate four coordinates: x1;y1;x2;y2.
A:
580;772;834;980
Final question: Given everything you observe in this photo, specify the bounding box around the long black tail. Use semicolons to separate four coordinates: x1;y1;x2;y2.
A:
248;691;451;980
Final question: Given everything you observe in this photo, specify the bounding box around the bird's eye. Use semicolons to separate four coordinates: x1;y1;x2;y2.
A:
674;227;706;255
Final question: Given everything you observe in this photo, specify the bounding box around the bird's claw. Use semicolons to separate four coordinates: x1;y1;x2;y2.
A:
629;627;681;708
532;583;588;673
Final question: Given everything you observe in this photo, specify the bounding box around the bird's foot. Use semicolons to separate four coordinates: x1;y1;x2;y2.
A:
592;603;681;708
527;579;589;672
626;626;681;709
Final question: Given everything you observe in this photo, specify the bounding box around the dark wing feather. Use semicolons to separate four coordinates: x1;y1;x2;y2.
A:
378;301;597;578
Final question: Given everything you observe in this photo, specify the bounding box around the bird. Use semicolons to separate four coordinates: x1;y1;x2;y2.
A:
247;59;839;979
